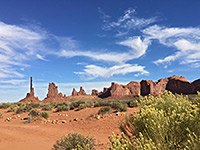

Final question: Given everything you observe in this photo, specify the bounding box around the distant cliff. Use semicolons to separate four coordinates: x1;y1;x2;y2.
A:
19;75;200;103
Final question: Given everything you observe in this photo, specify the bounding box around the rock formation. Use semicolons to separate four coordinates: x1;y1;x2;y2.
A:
19;75;200;103
19;77;41;103
43;82;66;103
98;75;200;98
72;88;78;96
71;86;87;96
91;89;99;96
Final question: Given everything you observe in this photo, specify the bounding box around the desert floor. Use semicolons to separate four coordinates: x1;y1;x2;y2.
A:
0;107;138;150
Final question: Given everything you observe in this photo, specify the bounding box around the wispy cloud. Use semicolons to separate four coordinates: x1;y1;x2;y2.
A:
102;8;156;36
143;25;200;67
74;64;149;80
0;79;27;85
98;7;111;23
0;21;47;79
60;36;150;64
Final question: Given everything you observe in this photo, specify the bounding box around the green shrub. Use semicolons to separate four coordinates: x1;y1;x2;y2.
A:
98;106;112;115
119;91;200;149
16;105;32;114
41;111;49;119
0;103;12;109
28;109;41;118
108;133;133;150
54;102;69;108
56;105;69;112
29;103;41;108
52;133;95;150
128;100;138;107
85;102;93;108
116;104;128;112
78;104;87;110
7;104;18;112
0;112;2;118
69;103;75;110
42;104;52;111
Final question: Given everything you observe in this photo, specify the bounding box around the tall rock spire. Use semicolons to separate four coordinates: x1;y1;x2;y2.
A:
18;76;40;103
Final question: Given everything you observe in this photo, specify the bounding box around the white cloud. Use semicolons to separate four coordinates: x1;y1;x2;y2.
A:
60;36;150;64
0;79;27;85
103;8;156;36
174;39;200;51
143;25;200;66
119;36;151;58
0;21;47;79
98;7;111;23
74;64;149;80
36;54;47;61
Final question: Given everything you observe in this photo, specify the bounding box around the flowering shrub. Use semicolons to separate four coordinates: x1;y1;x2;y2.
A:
112;91;200;149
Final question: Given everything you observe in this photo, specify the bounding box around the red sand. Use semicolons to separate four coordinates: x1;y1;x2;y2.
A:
0;107;138;150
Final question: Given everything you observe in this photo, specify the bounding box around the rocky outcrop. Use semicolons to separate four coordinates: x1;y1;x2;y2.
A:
78;86;86;95
98;75;200;98
71;86;87;96
72;88;78;96
91;89;99;96
19;75;200;103
19;77;41;103
43;82;66;103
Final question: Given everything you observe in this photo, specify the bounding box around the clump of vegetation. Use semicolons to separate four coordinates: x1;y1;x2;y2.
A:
52;133;95;150
78;104;87;110
54;102;69;108
0;103;12;109
0;112;2;118
41;111;49;119
7;104;18;112
16;105;32;114
41;104;52;111
114;91;200;149
116;104;128;112
28;109;41;118
127;99;138;107
56;105;69;112
108;133;133;150
98;106;112;115
28;102;41;108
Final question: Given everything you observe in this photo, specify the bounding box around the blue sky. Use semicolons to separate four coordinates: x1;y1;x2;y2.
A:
0;0;200;102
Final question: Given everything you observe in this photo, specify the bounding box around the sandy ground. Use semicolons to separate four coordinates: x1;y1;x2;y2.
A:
0;107;138;150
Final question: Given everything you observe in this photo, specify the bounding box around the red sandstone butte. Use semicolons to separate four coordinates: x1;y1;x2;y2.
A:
98;75;200;98
19;77;41;103
71;86;87;96
42;82;66;103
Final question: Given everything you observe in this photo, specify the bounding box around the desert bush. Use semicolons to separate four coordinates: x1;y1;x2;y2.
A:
41;111;49;119
98;106;112;115
0;103;12;109
69;103;75;110
52;133;95;150
0;112;2;118
28;109;41;118
54;102;69;108
7;104;18;112
116;104;128;112
29;102;41;108
93;101;100;107
16;105;32;114
128;100;138;107
56;105;69;112
42;104;52;111
108;133;133;150
85;102;93;108
78;104;87;110
119;91;200;149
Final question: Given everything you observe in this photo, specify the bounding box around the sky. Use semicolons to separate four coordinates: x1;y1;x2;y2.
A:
0;0;200;102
